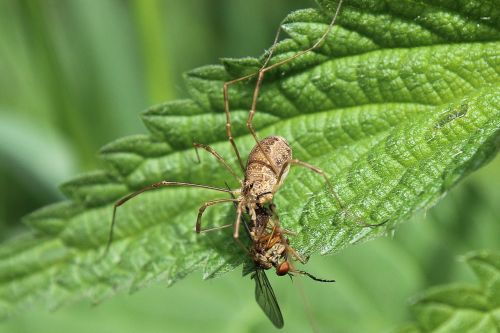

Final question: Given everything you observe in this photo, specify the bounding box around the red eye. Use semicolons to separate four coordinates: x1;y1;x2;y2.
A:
276;261;289;276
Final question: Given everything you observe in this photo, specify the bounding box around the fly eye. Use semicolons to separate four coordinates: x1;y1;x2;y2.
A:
276;261;289;276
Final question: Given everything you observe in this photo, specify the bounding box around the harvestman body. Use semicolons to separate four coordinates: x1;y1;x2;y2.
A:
105;0;345;253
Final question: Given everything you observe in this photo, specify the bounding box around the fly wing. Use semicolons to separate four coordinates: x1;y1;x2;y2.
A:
252;268;284;328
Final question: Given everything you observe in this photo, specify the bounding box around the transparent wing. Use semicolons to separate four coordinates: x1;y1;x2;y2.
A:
252;268;284;328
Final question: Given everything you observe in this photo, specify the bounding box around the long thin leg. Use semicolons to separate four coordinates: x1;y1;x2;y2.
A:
278;159;387;228
234;201;258;239
277;159;344;209
193;142;242;185
233;201;244;239
196;198;239;233
246;0;344;174
223;74;254;173
293;278;322;333
286;245;306;264
222;21;285;173
198;224;232;233
279;228;297;236
224;182;252;254
104;181;235;257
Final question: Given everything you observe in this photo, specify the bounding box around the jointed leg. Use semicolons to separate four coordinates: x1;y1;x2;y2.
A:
277;159;345;210
198;224;232;233
246;0;344;174
196;198;239;233
105;181;235;257
278;159;386;229
267;203;296;235
286;245;306;264
233;201;244;239
193;142;242;185
197;201;250;255
221;14;287;173
295;269;336;283
223;74;255;173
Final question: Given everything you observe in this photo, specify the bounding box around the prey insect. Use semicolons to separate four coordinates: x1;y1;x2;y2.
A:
251;207;335;328
238;201;334;329
105;0;344;254
226;185;284;328
249;204;335;282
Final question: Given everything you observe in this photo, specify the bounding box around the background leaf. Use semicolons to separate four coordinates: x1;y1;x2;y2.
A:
393;251;500;333
0;0;498;329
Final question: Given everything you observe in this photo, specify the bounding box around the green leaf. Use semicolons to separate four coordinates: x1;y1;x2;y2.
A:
393;251;500;333
0;0;498;318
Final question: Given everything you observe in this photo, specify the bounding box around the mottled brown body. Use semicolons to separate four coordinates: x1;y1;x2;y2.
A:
243;136;292;206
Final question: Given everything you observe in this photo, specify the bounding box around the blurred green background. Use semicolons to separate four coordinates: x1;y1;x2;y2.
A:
0;0;498;332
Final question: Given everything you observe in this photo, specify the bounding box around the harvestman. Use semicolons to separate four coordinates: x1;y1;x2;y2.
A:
105;0;346;253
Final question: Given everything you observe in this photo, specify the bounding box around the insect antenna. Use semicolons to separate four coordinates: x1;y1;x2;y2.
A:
295;270;336;283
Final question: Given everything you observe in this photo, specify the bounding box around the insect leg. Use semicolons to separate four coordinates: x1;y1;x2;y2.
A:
223;74;254;172
222;19;285;173
277;158;344;207
196;198;239;233
246;0;344;174
193;143;242;184
104;181;235;257
279;159;387;228
198;224;232;233
285;245;306;265
233;201;244;239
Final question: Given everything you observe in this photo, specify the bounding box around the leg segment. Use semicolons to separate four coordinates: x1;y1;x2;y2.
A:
193;142;242;184
222;20;286;173
278;159;386;229
286;245;306;264
198;224;232;233
233;201;244;239
196;198;239;233
246;0;344;174
223;74;254;173
277;159;345;210
105;181;235;257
